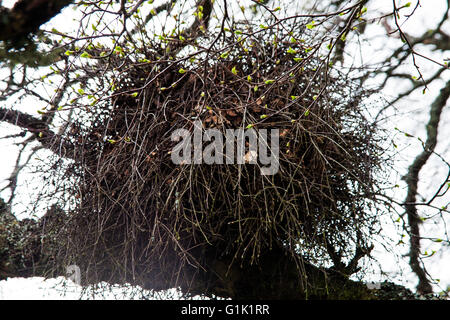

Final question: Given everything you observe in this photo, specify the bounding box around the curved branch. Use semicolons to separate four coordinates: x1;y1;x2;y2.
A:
404;79;450;294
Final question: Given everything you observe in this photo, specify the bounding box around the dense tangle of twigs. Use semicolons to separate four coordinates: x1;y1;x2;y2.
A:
50;20;388;295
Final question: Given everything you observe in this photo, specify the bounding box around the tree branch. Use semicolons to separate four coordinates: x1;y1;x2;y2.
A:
403;79;450;294
0;0;74;46
0;107;73;158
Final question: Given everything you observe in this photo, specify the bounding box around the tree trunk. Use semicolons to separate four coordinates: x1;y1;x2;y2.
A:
0;200;407;300
177;244;376;300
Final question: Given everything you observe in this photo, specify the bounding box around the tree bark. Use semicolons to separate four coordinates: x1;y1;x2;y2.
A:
0;200;64;280
1;198;427;299
188;244;376;300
